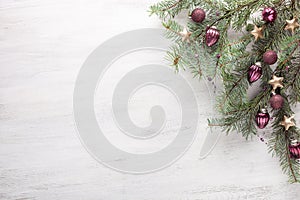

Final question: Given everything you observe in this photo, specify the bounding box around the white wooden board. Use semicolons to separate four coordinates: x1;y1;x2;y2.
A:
1;0;300;199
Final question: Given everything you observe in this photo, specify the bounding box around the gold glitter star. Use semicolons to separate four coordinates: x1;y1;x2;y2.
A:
179;28;192;43
285;18;300;34
280;115;295;131
251;25;264;41
268;75;284;92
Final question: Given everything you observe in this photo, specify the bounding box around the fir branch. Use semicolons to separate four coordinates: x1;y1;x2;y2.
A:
161;0;183;12
151;0;300;182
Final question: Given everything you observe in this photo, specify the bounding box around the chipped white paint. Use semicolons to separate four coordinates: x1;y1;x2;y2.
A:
1;0;300;199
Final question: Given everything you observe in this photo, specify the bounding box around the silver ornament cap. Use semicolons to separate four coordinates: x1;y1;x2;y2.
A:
291;139;299;146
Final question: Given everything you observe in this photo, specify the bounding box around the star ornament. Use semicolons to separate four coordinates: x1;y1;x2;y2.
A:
268;75;284;92
179;28;192;43
285;18;300;34
251;25;264;41
280;115;296;131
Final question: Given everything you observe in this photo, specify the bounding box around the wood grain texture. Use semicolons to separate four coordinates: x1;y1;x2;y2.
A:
1;0;300;199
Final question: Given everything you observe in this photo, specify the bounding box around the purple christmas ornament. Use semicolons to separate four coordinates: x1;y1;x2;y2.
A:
205;26;220;47
270;93;284;109
255;108;270;129
289;140;300;159
191;8;206;23
248;62;262;83
263;50;278;65
262;7;277;23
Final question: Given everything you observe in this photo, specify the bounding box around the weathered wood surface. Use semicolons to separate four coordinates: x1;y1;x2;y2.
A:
1;0;300;199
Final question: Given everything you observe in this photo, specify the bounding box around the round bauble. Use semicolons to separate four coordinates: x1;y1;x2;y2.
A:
263;50;278;65
191;8;206;23
270;94;284;109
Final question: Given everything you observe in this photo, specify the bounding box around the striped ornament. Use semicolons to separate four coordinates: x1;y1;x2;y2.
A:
289;143;300;159
262;7;277;23
255;109;270;129
205;26;220;47
248;63;262;83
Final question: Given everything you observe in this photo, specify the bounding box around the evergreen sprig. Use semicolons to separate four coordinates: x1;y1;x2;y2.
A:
150;0;300;182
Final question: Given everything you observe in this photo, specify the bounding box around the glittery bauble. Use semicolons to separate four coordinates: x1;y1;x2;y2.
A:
270;94;284;109
255;109;270;129
289;141;300;159
248;63;262;83
262;7;277;23
205;27;220;47
263;50;278;65
191;8;206;23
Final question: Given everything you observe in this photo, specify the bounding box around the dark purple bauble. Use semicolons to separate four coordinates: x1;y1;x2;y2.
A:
205;26;220;47
263;50;278;65
262;7;277;23
248;63;262;83
191;8;206;23
255;109;270;129
289;141;300;159
270;94;284;109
